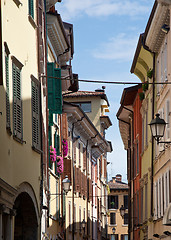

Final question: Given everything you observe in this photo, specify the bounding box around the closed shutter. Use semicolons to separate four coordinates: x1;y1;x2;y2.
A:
166;100;170;139
161;176;164;217
62;113;68;139
5;54;10;131
48;126;52;168
47;62;62;114
13;63;22;140
54;132;60;155
54;132;60;175
83;147;86;170
154;182;157;220
28;0;34;18
49;112;53;126
32;79;40;150
63;158;71;182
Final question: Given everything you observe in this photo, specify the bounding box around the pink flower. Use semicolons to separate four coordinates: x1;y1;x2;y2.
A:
50;146;57;162
56;156;64;174
62;139;68;157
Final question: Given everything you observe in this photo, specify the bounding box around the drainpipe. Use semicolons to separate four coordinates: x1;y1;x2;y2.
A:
142;35;155;218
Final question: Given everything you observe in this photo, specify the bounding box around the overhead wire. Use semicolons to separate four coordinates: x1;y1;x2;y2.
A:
41;75;171;85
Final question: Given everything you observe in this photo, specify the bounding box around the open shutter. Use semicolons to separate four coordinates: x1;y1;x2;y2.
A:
28;0;34;18
13;63;22;140
5;54;11;130
48;126;52;168
47;62;62;114
83;147;86;170
32;79;40;150
166;100;170;140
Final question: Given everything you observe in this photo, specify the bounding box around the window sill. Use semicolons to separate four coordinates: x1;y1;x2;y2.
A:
6;127;12;136
13;0;22;7
28;15;37;29
32;146;43;154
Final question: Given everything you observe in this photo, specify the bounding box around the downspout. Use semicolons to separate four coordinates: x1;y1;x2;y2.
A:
142;35;155;218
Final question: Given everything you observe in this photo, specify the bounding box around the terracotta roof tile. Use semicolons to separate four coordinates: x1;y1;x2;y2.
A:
108;181;128;190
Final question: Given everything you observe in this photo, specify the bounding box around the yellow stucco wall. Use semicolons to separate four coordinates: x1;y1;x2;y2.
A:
0;0;40;203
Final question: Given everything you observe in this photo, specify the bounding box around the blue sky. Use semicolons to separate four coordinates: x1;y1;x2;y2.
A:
56;0;154;182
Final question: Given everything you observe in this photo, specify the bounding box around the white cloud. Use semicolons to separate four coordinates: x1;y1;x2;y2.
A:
56;0;151;20
92;33;138;61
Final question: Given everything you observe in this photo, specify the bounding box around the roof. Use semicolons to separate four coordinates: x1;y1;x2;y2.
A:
108;181;128;190
130;1;157;73
63;90;110;106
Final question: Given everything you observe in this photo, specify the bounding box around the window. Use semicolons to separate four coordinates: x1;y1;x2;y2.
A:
5;43;11;133
74;102;91;113
136;142;139;174
154;170;170;220
121;235;128;240
47;62;62;114
69;201;72;231
145;111;148;147
31;77;41;150
124;213;128;225
124;195;128;209
142;118;144;152
79;206;81;232
12;57;23;141
145;184;148;220
166;100;170;140
28;0;34;19
111;235;118;240
110;212;116;225
108;196;118;209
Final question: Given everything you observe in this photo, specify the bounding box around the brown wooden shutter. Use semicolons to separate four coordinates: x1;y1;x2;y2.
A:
32;78;41;150
13;63;22;140
104;159;107;178
83;147;86;170
62;113;68;140
73;139;77;162
85;174;87;196
63;158;71;182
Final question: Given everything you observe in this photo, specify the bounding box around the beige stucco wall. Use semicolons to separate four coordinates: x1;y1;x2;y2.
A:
108;189;128;239
0;0;40;205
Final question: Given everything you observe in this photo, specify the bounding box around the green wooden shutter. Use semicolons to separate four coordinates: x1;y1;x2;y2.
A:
32;80;40;150
5;54;10;130
13;63;22;140
49;111;53;126
49;126;52;168
47;62;62;114
28;0;34;19
63;193;66;217
54;132;60;175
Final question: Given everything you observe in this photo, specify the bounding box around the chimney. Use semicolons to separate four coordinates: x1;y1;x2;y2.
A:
115;174;122;182
112;177;116;183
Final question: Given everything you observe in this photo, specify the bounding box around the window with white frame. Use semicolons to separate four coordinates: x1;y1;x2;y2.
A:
166;99;170;140
154;169;170;220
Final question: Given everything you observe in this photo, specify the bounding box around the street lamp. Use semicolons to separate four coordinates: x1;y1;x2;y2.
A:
62;175;71;194
149;113;171;144
119;205;126;218
112;227;116;234
82;219;86;237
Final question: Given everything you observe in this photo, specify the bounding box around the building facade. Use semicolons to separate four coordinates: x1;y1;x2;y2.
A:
107;174;128;240
0;0;45;238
